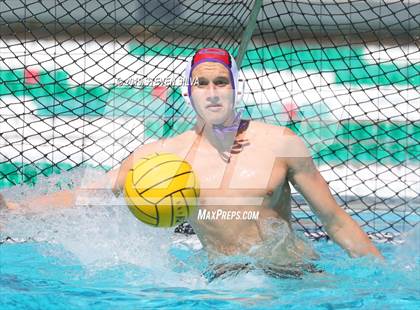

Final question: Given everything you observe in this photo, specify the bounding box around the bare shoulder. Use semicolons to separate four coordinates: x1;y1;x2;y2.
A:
130;139;163;161
132;130;198;162
111;132;193;192
161;130;195;147
247;120;299;142
129;131;191;159
248;120;294;135
247;120;310;158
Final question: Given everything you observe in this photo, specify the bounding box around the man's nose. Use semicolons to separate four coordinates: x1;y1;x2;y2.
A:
206;83;220;104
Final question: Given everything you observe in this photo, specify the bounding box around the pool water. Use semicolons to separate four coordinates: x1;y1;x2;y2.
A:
1;212;419;309
0;170;419;309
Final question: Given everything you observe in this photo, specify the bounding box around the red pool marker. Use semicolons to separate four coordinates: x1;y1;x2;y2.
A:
152;86;168;102
24;68;39;84
284;102;298;120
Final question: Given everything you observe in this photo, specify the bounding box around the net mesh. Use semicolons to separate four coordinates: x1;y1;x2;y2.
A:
0;0;419;240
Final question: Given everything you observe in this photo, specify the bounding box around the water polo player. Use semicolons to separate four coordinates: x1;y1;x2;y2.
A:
1;48;382;271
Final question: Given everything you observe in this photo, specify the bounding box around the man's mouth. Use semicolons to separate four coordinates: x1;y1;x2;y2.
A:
206;103;223;109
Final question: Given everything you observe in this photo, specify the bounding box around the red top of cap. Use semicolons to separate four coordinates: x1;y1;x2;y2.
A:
192;48;231;67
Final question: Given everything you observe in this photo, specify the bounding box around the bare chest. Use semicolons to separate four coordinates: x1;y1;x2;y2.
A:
160;129;289;205
177;137;288;202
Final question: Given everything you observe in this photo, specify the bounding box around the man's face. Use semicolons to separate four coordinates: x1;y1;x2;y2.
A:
190;62;235;126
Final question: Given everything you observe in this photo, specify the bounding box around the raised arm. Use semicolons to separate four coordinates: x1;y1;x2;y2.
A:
276;128;382;259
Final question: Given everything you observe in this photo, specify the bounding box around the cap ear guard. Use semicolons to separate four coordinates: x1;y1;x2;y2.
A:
236;73;245;105
182;58;193;106
181;84;192;105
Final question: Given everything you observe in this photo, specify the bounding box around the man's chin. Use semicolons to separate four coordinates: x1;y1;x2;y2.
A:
197;110;235;127
206;117;229;127
197;114;227;126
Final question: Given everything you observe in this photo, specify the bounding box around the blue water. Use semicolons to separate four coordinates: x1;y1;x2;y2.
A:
1;229;419;309
0;170;419;309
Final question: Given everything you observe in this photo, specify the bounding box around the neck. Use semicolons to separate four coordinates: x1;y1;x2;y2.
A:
194;112;240;152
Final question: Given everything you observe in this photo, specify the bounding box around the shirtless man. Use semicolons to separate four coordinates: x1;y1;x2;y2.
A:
1;48;382;274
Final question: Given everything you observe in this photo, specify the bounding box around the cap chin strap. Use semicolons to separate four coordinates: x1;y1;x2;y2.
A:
212;109;245;141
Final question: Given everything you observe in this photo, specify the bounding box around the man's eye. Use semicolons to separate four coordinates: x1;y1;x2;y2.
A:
214;79;229;86
197;79;208;87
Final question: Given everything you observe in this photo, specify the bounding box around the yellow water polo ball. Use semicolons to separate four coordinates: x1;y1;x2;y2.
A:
124;153;200;227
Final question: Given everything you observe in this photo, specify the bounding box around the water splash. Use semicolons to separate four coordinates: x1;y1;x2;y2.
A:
391;224;420;272
1;168;419;295
0;168;209;286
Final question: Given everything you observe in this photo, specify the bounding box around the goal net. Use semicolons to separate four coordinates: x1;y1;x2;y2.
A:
0;0;418;241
